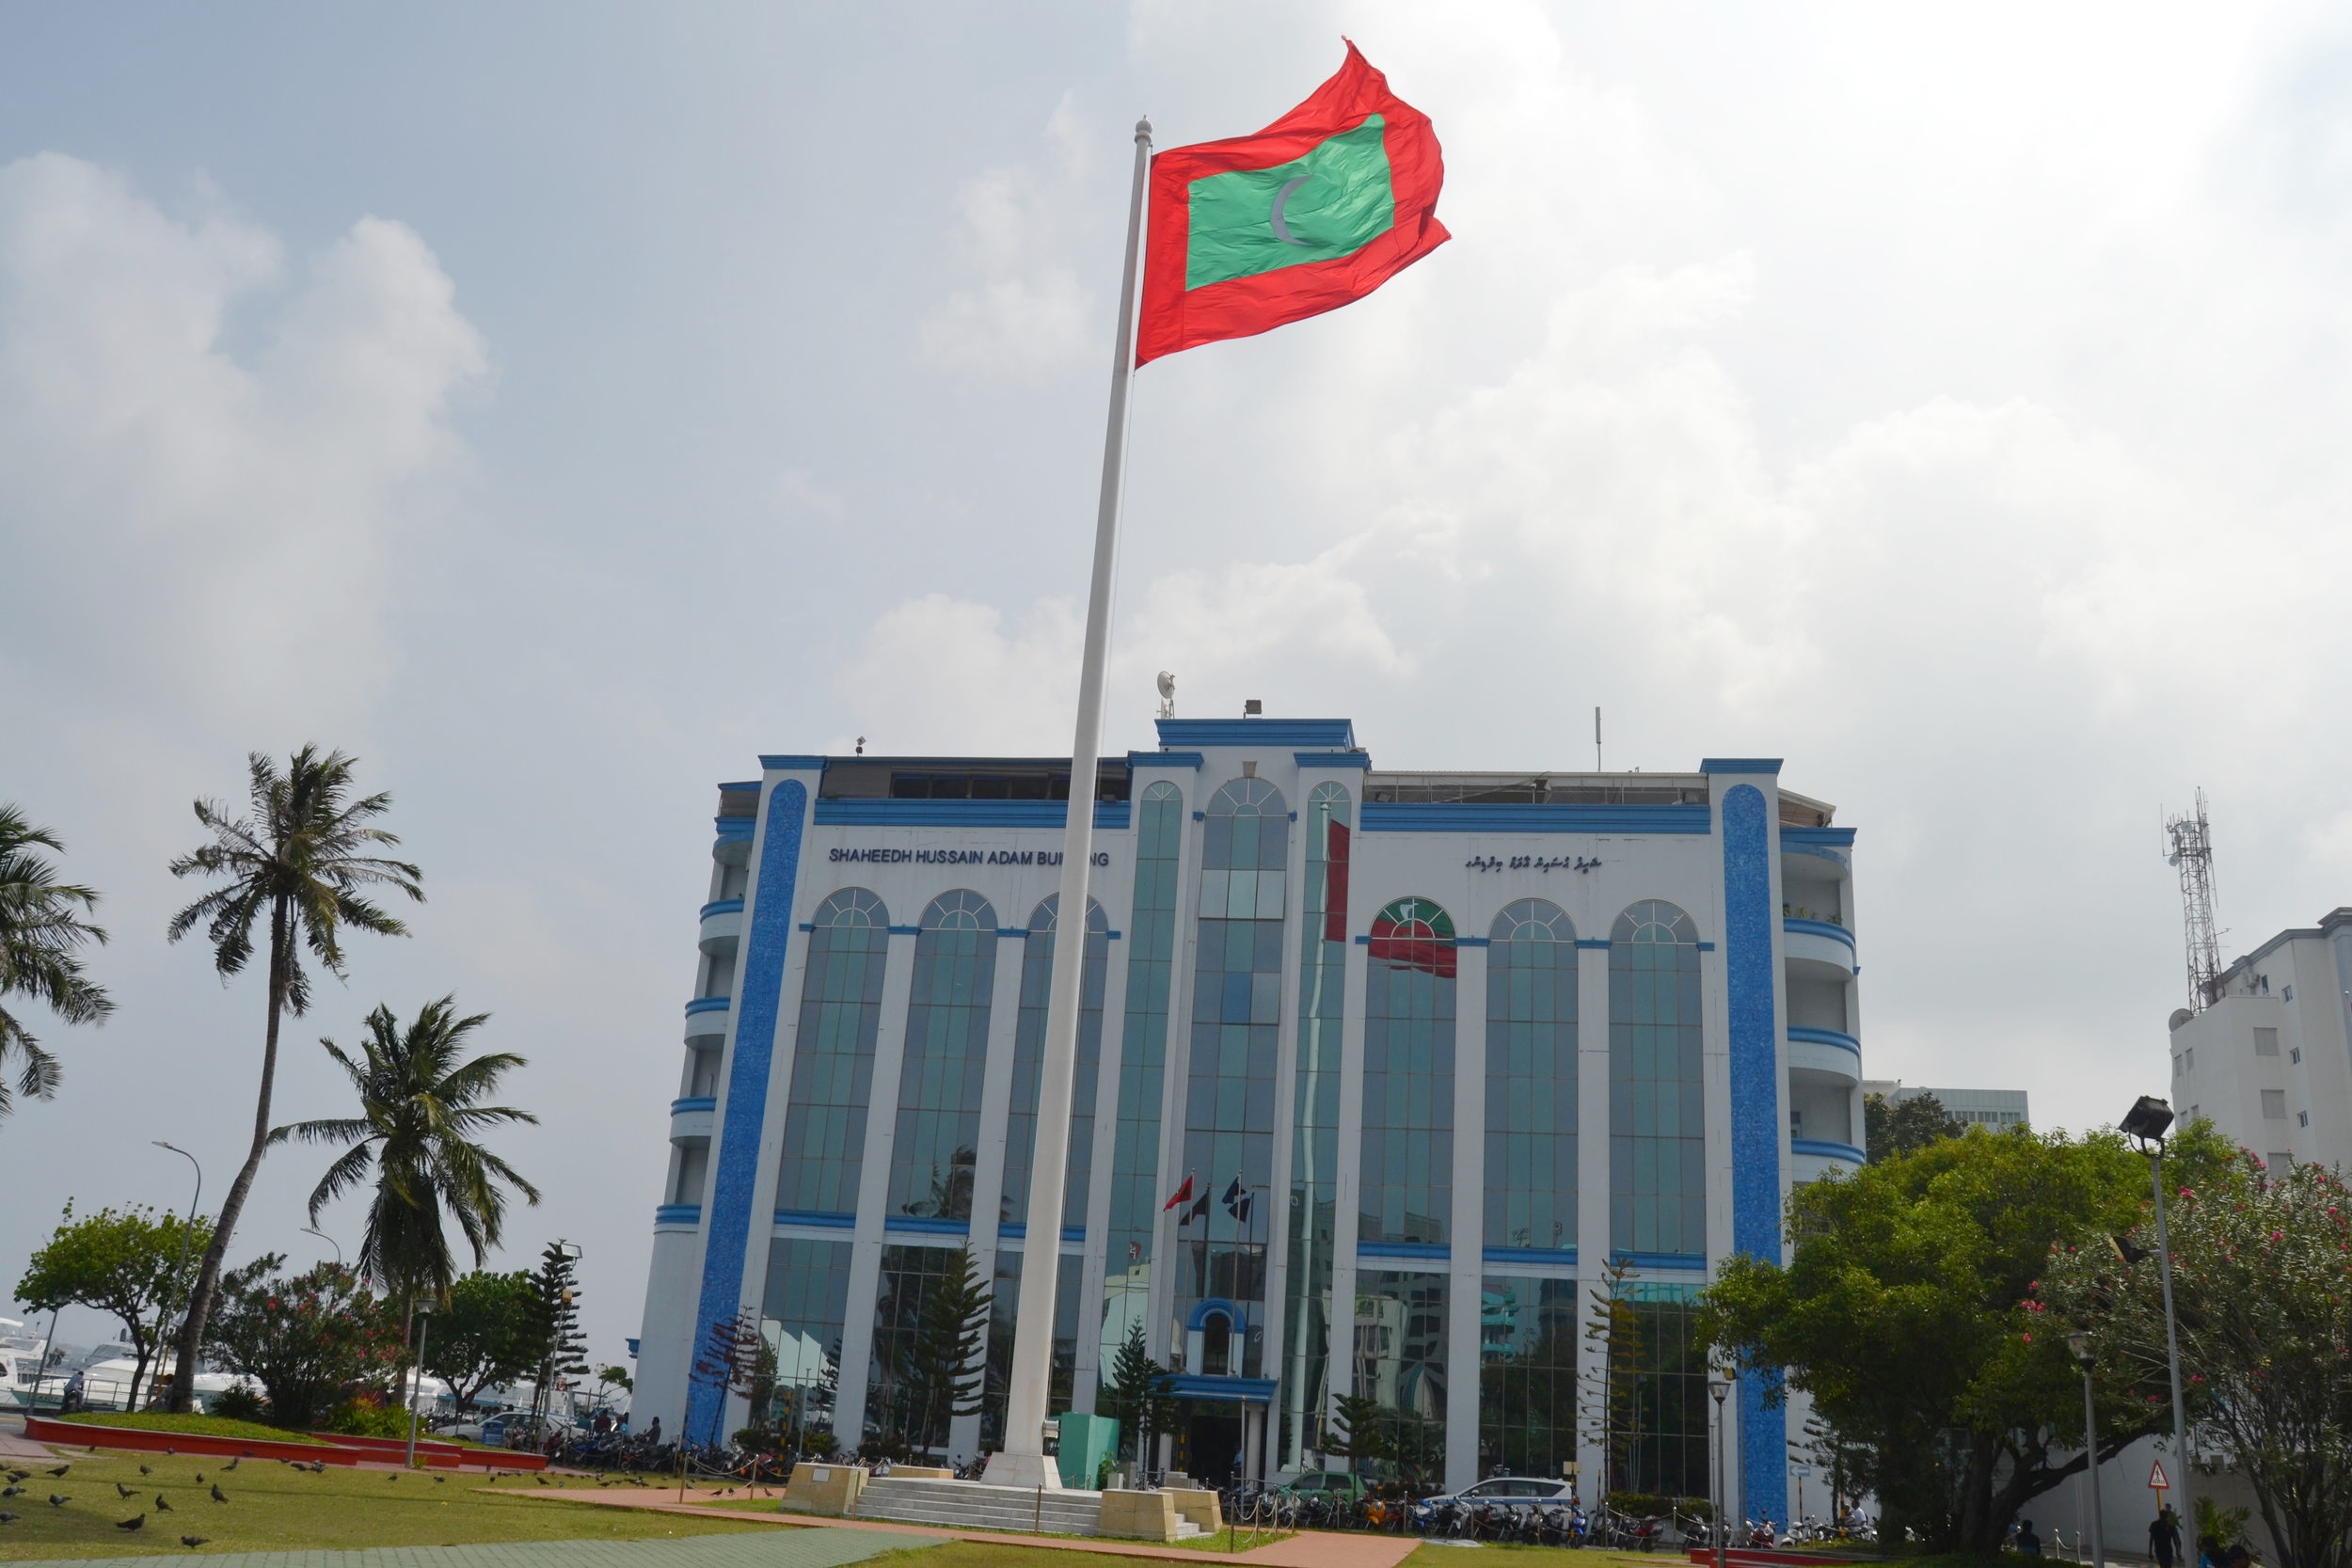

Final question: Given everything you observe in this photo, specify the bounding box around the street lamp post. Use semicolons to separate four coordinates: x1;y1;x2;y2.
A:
2067;1330;2106;1568
304;1227;342;1267
1709;1373;1734;1568
152;1142;202;1409
405;1298;437;1469
2121;1096;2194;1545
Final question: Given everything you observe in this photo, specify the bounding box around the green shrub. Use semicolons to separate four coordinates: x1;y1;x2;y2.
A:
1605;1492;1709;1519
324;1396;413;1439
210;1384;269;1423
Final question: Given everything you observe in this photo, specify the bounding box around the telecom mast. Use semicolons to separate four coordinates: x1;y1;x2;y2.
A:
2164;789;2224;1012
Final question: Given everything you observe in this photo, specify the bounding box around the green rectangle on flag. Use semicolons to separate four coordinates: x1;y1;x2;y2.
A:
1184;115;1394;289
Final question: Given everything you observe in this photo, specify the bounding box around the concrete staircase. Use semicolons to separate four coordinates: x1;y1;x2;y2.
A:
849;1477;1208;1540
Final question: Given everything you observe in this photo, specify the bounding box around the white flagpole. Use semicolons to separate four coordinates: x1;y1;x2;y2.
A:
986;114;1153;1490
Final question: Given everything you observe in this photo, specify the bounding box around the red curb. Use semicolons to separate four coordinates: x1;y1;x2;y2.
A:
22;1416;544;1472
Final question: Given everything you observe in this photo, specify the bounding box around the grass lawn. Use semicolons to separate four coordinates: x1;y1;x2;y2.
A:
0;1449;792;1560
45;1414;326;1446
854;1546;1310;1568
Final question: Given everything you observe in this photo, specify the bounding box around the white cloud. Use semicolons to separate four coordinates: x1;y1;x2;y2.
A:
918;96;1099;376
0;153;485;734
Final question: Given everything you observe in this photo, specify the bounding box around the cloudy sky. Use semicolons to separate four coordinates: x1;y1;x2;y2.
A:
7;1;2351;1359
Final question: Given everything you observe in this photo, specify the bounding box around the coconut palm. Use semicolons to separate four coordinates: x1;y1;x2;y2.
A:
273;994;541;1302
0;804;114;1120
162;747;422;1410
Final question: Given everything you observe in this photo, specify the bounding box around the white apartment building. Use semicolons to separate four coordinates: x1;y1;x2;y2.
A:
2167;908;2352;1172
1860;1081;2030;1130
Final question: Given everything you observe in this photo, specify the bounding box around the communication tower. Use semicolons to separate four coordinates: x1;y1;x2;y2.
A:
2164;789;2224;1012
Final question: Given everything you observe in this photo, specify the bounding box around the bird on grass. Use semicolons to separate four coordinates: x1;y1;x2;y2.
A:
139;1465;153;1476
434;1476;446;1484
117;1513;146;1531
0;1512;17;1524
116;1482;136;1498
49;1494;72;1507
166;1449;176;1457
2;1485;23;1498
210;1484;228;1504
534;1476;549;1486
46;1465;70;1478
157;1495;174;1512
6;1469;26;1481
195;1473;205;1484
223;1459;240;1472
181;1535;209;1547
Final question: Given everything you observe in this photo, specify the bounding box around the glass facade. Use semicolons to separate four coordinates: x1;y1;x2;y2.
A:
1610;901;1705;1257
1352;1271;1449;1493
1104;781;1184;1364
1360;897;1455;1245
1000;895;1109;1232
760;1237;852;1442
1281;783;1350;1465
981;1247;1080;1449
1179;777;1288;1375
775;889;888;1216
865;1243;965;1446
1607;1282;1708;1498
1486;899;1577;1252
1477;1275;1577;1481
890;891;997;1221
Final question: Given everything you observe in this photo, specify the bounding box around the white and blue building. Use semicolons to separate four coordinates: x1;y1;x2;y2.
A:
635;718;1865;1513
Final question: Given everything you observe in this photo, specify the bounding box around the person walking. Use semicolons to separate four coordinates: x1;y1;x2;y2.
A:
2151;1505;2183;1568
2016;1518;2044;1558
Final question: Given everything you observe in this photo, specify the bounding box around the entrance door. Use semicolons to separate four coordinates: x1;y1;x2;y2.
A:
1185;1409;1243;1487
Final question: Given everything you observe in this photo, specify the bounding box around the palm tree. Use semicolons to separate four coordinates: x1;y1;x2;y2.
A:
273;995;541;1302
162;747;422;1411
0;805;115;1120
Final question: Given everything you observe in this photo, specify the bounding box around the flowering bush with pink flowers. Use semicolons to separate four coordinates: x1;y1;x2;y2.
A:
2040;1153;2352;1568
202;1253;406;1430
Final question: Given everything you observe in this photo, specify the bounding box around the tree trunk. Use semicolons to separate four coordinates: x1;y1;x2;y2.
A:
166;895;290;1412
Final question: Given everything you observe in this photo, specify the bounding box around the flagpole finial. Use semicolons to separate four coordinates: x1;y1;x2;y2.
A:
1136;117;1152;144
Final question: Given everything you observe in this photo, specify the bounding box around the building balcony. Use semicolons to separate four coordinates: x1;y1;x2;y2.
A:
1789;1137;1867;1184
1783;916;1857;980
698;898;744;957
683;995;728;1046
1787;1025;1862;1085
653;1203;703;1230
670;1096;716;1145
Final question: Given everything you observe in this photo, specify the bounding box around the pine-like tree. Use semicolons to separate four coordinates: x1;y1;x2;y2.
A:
1100;1320;1174;1462
907;1245;990;1453
521;1241;588;1433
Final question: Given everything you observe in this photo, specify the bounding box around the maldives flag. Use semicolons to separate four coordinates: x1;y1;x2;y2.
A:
1137;43;1447;365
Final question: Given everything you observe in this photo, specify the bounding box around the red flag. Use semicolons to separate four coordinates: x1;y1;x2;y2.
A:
1162;1171;1196;1212
1138;42;1447;365
1324;819;1351;943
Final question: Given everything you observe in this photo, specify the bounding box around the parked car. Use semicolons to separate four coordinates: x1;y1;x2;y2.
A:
1422;1475;1575;1512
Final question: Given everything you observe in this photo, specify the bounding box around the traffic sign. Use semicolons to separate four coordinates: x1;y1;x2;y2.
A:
2149;1459;2171;1491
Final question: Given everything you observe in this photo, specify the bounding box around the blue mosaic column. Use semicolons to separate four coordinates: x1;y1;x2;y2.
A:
1721;783;1788;1525
686;777;806;1444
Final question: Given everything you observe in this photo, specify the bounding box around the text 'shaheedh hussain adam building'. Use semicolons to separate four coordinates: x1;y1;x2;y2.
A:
636;718;1864;1514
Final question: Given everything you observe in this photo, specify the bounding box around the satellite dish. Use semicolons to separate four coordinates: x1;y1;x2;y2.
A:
2168;1007;2193;1032
1156;671;1175;700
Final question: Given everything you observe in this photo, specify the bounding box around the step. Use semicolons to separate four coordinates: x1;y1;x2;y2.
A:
853;1477;1106;1535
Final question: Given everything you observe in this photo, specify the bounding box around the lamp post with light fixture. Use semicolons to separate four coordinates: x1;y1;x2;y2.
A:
405;1297;437;1468
2067;1329;2106;1568
2120;1095;2193;1542
152;1142;202;1406
1708;1371;1734;1568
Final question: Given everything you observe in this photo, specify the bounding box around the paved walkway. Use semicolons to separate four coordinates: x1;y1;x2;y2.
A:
0;1524;939;1568
547;1491;1424;1568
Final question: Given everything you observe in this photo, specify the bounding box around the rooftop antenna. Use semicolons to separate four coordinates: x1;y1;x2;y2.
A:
1595;706;1602;772
1156;671;1175;720
855;736;866;755
2163;788;2223;1012
1243;698;1263;717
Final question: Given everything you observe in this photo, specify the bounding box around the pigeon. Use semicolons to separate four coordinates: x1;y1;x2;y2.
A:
49;1494;72;1507
182;1535;209;1547
310;1461;327;1474
157;1495;174;1512
210;1484;228;1503
47;1465;70;1478
1;1486;21;1499
6;1470;25;1481
434;1476;445;1484
534;1475;548;1486
140;1465;153;1476
195;1473;204;1484
117;1513;147;1531
0;1512;17;1524
117;1482;136;1497
166;1449;176;1457
223;1459;240;1472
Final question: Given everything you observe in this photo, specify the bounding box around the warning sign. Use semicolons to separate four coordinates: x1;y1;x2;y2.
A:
2149;1460;2171;1491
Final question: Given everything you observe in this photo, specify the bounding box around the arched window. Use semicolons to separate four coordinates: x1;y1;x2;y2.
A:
1361;896;1455;1245
890;890;998;1221
1610;900;1703;1256
1486;899;1577;1252
1178;776;1290;1376
1002;894;1110;1231
777;888;890;1216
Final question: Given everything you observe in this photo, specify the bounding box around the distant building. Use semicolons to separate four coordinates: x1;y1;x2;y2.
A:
1861;1080;2030;1130
2167;908;2352;1173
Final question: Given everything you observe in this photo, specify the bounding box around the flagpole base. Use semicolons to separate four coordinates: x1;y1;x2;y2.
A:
981;1449;1065;1490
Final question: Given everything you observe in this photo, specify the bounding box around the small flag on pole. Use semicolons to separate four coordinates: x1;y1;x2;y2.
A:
1222;1175;1253;1226
1163;1172;1196;1212
1138;42;1447;364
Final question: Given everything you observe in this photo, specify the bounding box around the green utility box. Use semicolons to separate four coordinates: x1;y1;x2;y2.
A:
1056;1412;1120;1490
